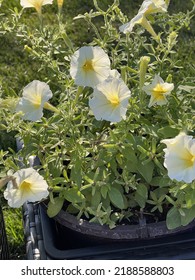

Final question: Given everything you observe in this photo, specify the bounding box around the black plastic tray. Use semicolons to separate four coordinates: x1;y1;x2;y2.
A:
39;205;195;260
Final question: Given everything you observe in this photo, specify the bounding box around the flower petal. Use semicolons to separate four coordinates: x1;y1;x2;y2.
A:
4;168;49;208
70;46;111;87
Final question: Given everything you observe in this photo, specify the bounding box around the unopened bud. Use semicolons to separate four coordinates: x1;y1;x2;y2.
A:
139;56;150;89
24;45;32;52
166;74;172;83
167;31;178;49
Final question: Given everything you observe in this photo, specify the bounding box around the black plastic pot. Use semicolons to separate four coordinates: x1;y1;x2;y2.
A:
37;204;195;260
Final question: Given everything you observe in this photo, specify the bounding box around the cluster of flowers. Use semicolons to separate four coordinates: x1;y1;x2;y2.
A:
1;0;195;213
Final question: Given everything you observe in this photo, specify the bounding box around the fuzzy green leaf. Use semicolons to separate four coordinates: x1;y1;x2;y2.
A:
181;206;195;226
108;187;126;209
134;184;148;208
166;207;182;229
101;185;108;199
47;197;64;218
70;160;82;187
158;126;179;138
185;189;195;208
63;187;85;204
137;161;154;183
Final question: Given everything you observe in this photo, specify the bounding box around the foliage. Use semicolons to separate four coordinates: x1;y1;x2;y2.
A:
0;0;195;232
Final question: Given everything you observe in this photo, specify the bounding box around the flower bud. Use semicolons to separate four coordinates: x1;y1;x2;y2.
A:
167;31;178;49
24;45;32;52
166;74;172;83
139;56;150;89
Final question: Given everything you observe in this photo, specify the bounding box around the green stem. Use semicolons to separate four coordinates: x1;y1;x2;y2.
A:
141;16;159;42
71;86;84;112
43;102;60;113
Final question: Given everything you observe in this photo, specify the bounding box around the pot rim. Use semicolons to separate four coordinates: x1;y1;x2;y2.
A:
42;202;195;240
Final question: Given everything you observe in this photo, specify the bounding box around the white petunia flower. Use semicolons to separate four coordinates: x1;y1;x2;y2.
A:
70;46;111;87
138;0;168;15
142;75;174;107
4;168;49;208
161;133;195;183
119;11;147;34
20;0;53;14
16;80;53;121
89;77;131;123
109;69;121;79
119;0;167;35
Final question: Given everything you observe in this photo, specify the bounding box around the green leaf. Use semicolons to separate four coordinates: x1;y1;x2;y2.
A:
185;189;195;208
158;126;179;138
108;187;126;209
101;185;108;199
48;162;63;178
166;207;182;229
137;161;154;183
150;176;172;187
91;191;101;208
47;197;64;218
181;206;195;226
134;184;148;208
178;85;195;93
123;146;137;162
70;160;82;187
63;187;85;204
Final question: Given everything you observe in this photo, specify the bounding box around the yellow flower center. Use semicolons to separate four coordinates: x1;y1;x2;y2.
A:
152;83;167;99
82;60;94;72
32;95;42;109
108;95;120;107
184;153;195;167
19;180;32;192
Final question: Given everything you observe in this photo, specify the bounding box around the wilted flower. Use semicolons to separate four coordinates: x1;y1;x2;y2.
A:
89;77;131;122
20;0;53;15
161;133;195;183
4;168;49;208
16;80;53;121
70;46;111;87
142;74;174;107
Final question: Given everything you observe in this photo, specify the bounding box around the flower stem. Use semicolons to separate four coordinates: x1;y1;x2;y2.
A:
141;16;159;41
43;102;60;113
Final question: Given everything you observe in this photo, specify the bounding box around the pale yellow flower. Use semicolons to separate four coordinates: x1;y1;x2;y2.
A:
142;75;174;107
20;0;53;15
70;46;111;87
109;69;121;79
139;0;168;15
119;0;167;36
161;133;195;183
4;168;49;208
119;11;146;34
16;80;53;121
89;77;131;123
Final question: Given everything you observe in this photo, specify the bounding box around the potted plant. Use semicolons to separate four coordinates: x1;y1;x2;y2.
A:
0;0;195;254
